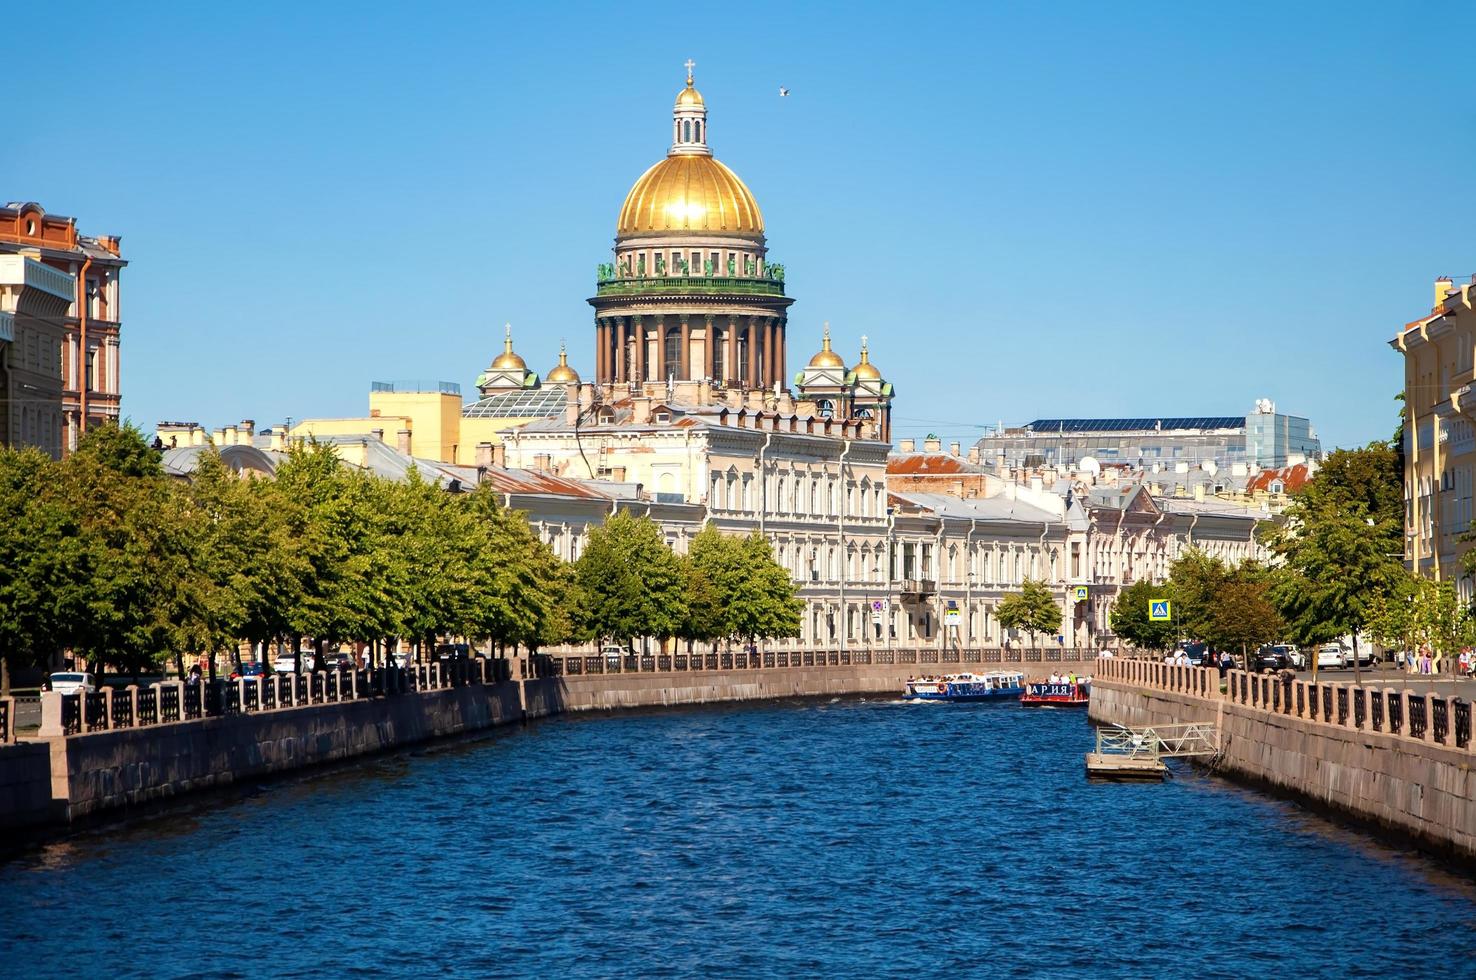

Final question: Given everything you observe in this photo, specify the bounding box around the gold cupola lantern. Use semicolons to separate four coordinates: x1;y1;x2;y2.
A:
546;342;580;384
807;322;846;369
851;335;882;380
490;323;528;371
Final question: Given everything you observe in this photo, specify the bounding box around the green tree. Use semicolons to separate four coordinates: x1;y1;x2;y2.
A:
730;533;803;646
1167;548;1227;642
997;579;1062;646
1109;580;1178;652
1267;442;1405;681
574;511;686;651
1205;574;1284;664
0;447;62;692
45;423;181;678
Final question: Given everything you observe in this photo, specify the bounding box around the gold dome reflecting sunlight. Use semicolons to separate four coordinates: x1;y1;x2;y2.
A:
617;155;764;237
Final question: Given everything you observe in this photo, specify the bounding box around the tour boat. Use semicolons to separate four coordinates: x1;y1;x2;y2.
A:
1020;680;1091;708
903;671;1026;702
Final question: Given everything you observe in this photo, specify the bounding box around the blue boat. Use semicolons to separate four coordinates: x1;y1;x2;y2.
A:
903;671;1026;702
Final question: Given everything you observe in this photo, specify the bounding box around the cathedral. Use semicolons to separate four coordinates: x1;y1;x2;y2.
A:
473;63;894;443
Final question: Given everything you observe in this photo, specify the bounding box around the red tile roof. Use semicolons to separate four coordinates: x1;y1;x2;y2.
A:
887;453;983;475
1246;464;1310;494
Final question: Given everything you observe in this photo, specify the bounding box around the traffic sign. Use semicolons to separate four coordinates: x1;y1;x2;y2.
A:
944;608;961;627
1149;599;1172;622
1073;586;1088;602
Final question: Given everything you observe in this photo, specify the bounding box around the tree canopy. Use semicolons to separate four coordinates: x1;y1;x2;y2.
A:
997;579;1061;644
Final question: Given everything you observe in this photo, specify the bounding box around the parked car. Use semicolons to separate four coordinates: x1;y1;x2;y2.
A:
48;672;96;695
231;662;267;682
272;652;316;673
600;644;631;668
1316;644;1347;670
320;652;353;670
1255;647;1296;672
1256;644;1301;671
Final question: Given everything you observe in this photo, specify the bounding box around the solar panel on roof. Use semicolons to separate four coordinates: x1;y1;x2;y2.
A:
1025;416;1244;433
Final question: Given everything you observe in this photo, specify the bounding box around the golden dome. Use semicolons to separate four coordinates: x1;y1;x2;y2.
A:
490;324;527;371
852;336;882;380
676;81;705;107
617;154;764;237
546;344;580;384
807;323;846;369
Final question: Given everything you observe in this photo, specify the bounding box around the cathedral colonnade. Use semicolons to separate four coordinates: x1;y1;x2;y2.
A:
594;314;786;389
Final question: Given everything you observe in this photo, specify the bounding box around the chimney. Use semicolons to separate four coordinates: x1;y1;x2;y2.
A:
632;396;652;424
924;435;941;453
269;429;285;452
1436;276;1456;310
967;446;980;465
370;428;384;442
1194;483;1206;502
578;383;595;411
223;425;237;446
899;437;915;452
493;442;506;468
564;383;579;426
949;441;960;457
192;427;207;447
475;442;495;468
240;419;255;443
397;429;412;455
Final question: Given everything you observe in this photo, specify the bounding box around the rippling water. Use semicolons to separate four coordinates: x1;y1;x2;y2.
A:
3;697;1475;978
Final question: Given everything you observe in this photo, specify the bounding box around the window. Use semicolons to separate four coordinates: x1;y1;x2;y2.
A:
683;120;691;141
695;120;702;142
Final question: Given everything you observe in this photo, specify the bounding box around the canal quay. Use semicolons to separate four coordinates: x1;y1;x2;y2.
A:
3;695;1476;978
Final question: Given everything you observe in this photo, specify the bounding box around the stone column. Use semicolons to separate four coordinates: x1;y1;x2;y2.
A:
704;316;716;381
764;318;777;388
725;318;738;388
127;685;139;728
633;316;646;383
595;319;606;382
654;316;667;382
745;318;758;389
777;319;787;390
680;316;692;382
615;318;628;383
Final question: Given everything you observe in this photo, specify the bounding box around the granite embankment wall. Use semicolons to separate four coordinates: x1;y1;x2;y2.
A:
2;655;1099;834
1089;658;1476;862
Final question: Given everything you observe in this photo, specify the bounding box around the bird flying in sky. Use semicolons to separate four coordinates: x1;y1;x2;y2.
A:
779;87;789;97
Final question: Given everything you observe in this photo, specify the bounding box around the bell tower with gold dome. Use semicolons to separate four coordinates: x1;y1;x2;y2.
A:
590;62;793;391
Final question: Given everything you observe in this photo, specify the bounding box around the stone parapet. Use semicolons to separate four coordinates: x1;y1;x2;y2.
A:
1090;657;1476;862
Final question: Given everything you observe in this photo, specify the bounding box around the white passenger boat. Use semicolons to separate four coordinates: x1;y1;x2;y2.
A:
903;671;1027;702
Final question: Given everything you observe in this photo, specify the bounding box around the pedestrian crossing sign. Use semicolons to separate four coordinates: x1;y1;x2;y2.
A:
1073;586;1088;602
1149;600;1172;622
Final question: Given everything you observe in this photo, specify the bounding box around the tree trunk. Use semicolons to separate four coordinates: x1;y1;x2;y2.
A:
0;656;9;698
1352;632;1362;686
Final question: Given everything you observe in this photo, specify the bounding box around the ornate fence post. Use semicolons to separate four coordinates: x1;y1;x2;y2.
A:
38;691;65;737
127;685;139;729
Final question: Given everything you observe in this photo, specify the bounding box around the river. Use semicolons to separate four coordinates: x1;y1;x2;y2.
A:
3;697;1474;977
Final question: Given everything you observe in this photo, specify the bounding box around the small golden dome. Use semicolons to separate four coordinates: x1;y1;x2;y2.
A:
546;344;580;383
852;336;882;380
490;324;527;371
618;154;763;237
676;81;705;107
807;323;846;369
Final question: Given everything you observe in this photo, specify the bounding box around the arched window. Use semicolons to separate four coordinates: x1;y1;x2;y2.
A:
683;119;691;142
695;120;702;142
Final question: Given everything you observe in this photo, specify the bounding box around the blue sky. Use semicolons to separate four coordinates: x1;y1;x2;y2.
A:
8;1;1470;450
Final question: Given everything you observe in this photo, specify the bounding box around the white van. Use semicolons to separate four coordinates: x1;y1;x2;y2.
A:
1316;644;1347;670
